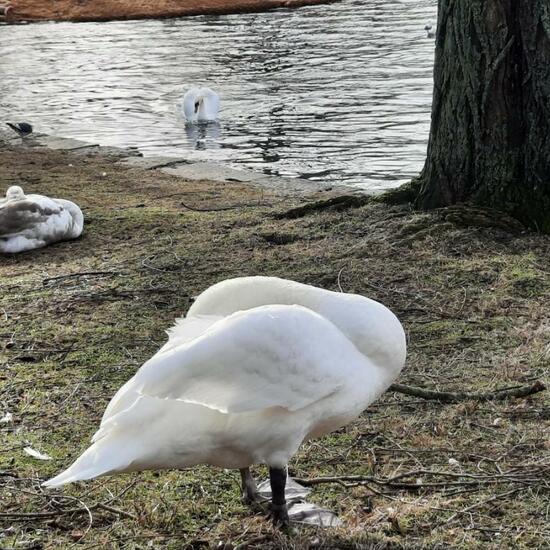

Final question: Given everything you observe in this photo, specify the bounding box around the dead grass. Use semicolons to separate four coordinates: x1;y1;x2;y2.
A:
1;146;549;549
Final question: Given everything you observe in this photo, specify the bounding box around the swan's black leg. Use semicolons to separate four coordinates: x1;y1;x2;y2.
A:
239;467;265;505
268;467;289;527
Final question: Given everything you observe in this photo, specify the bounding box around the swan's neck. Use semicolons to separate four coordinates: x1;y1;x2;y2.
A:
197;100;208;119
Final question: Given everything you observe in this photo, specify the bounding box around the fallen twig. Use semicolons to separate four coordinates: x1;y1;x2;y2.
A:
0;509;83;519
94;502;138;520
444;488;521;524
337;266;346;293
180;200;272;212
294;463;548;493
42;271;120;286
388;381;546;403
0;499;137;521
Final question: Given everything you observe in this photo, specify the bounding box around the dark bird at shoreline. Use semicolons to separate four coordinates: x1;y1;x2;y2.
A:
6;122;33;137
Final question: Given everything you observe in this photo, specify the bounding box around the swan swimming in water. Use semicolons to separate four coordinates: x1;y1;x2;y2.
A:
44;276;406;526
0;186;83;253
182;87;220;122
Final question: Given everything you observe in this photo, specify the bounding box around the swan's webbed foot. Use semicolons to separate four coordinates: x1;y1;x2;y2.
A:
239;468;268;508
268;501;290;528
240;469;340;528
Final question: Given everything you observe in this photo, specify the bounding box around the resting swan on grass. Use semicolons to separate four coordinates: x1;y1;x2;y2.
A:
0;186;83;253
182;87;220;122
44;276;406;526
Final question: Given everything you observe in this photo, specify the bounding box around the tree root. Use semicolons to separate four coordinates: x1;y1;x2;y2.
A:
441;205;525;233
375;178;422;205
274;195;370;219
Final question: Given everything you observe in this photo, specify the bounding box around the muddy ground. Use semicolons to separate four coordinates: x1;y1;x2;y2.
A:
7;0;335;23
0;144;549;549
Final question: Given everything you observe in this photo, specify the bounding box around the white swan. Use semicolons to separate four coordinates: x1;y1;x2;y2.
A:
182;87;220;122
44;277;406;525
0;186;84;253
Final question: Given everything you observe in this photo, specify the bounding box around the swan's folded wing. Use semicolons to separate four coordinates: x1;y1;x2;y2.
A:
0;198;62;236
96;315;225;428
132;305;361;414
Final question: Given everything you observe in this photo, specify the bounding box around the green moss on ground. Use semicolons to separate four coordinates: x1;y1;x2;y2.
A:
1;146;549;549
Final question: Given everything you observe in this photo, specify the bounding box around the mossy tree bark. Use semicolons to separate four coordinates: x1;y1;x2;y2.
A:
415;0;550;232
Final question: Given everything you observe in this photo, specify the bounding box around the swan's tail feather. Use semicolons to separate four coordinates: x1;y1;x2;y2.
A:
43;466;107;488
42;436;136;488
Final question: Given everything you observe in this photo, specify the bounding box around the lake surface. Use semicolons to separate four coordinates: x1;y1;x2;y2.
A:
0;0;437;191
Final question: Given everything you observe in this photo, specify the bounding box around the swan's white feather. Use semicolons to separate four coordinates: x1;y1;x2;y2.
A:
0;186;83;253
187;276;406;369
182;87;220;122
159;314;223;354
44;277;406;488
97;314;223;425
131;305;357;413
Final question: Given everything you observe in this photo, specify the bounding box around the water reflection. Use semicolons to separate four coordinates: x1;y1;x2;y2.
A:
0;0;437;190
184;122;222;150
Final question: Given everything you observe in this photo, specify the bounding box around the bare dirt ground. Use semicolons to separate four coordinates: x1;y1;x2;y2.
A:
0;144;549;548
7;0;335;23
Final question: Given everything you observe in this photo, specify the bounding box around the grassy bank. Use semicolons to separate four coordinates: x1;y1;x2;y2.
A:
1;145;548;549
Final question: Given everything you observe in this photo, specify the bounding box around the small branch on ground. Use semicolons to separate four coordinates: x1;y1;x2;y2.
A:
42;271;120;286
0;498;137;522
120;196;278;210
444;487;521;525
295;462;548;493
179;200;273;212
388;381;546;403
0;502;136;522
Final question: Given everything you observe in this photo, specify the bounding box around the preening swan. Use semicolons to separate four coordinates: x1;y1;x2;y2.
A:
44;276;406;526
183;87;220;122
0;186;84;253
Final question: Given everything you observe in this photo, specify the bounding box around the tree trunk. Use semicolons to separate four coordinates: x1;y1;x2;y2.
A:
415;0;550;232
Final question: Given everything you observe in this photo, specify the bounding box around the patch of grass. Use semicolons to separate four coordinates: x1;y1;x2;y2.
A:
1;146;549;549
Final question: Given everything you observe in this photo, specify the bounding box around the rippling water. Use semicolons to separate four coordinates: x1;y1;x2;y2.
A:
0;0;437;190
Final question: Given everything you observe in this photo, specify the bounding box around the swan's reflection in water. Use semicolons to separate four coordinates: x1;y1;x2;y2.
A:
184;122;221;150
